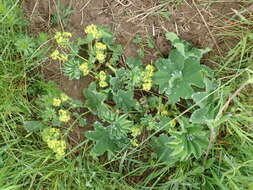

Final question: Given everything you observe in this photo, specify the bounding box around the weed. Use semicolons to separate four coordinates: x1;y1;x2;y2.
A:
51;0;74;26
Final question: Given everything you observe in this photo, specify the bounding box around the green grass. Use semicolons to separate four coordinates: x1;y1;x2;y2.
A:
1;1;253;190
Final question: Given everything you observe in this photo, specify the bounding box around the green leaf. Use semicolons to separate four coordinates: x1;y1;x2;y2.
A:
154;56;205;104
86;122;129;156
167;119;209;161
146;39;155;49
110;68;128;92
113;90;136;112
190;79;219;124
111;114;133;134
137;49;145;58
128;67;143;88
83;82;109;118
98;26;114;43
37;32;48;44
166;32;210;59
78;118;87;127
126;57;142;69
165;32;179;42
23;121;45;132
151;134;178;165
153;33;210;104
86;122;120;156
147;96;160;110
133;34;142;44
110;66;144;92
109;44;123;64
63;58;82;80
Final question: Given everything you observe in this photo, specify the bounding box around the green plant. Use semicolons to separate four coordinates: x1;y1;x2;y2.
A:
23;84;86;159
51;0;74;26
47;25;219;165
153;32;211;104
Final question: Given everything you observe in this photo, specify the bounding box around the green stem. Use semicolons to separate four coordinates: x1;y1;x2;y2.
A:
106;63;116;73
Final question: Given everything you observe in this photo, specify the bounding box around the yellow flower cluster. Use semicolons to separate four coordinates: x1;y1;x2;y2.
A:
42;128;61;142
79;62;89;76
84;24;101;39
60;93;69;102
98;71;108;88
48;139;66;160
52;94;69;107
170;119;177;127
161;109;169;116
50;50;68;62
50;31;71;62
95;42;107;63
95;42;106;50
52;98;61;107
96;52;106;63
130;126;142;147
84;25;106;62
54;32;72;47
131;126;142;137
59;109;71;122
42;128;66;160
142;65;155;91
131;139;139;147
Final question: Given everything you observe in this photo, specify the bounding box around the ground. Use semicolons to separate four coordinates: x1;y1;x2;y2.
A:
22;0;245;100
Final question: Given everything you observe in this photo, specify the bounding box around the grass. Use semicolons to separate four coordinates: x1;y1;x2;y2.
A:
1;1;253;190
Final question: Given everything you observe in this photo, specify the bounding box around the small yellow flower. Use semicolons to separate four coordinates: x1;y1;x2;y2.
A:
60;93;69;102
50;50;68;62
161;110;169;116
42;128;61;142
142;81;152;91
131;127;142;137
96;52;106;62
79;62;89;76
170;119;177;127
41;128;66;160
54;32;62;40
131;139;139;147
146;65;155;72
99;80;108;88
95;42;106;50
59;54;68;62
54;31;72;47
59;109;70;122
85;24;101;39
98;71;108;88
50;50;60;60
85;24;97;34
52;98;61;107
63;32;72;37
142;64;155;91
98;71;106;81
47;139;66;160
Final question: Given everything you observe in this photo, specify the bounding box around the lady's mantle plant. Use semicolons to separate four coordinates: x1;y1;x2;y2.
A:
31;25;220;163
24;84;85;160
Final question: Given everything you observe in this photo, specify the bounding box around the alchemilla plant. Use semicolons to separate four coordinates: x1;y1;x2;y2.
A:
24;85;85;160
31;25;220;163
